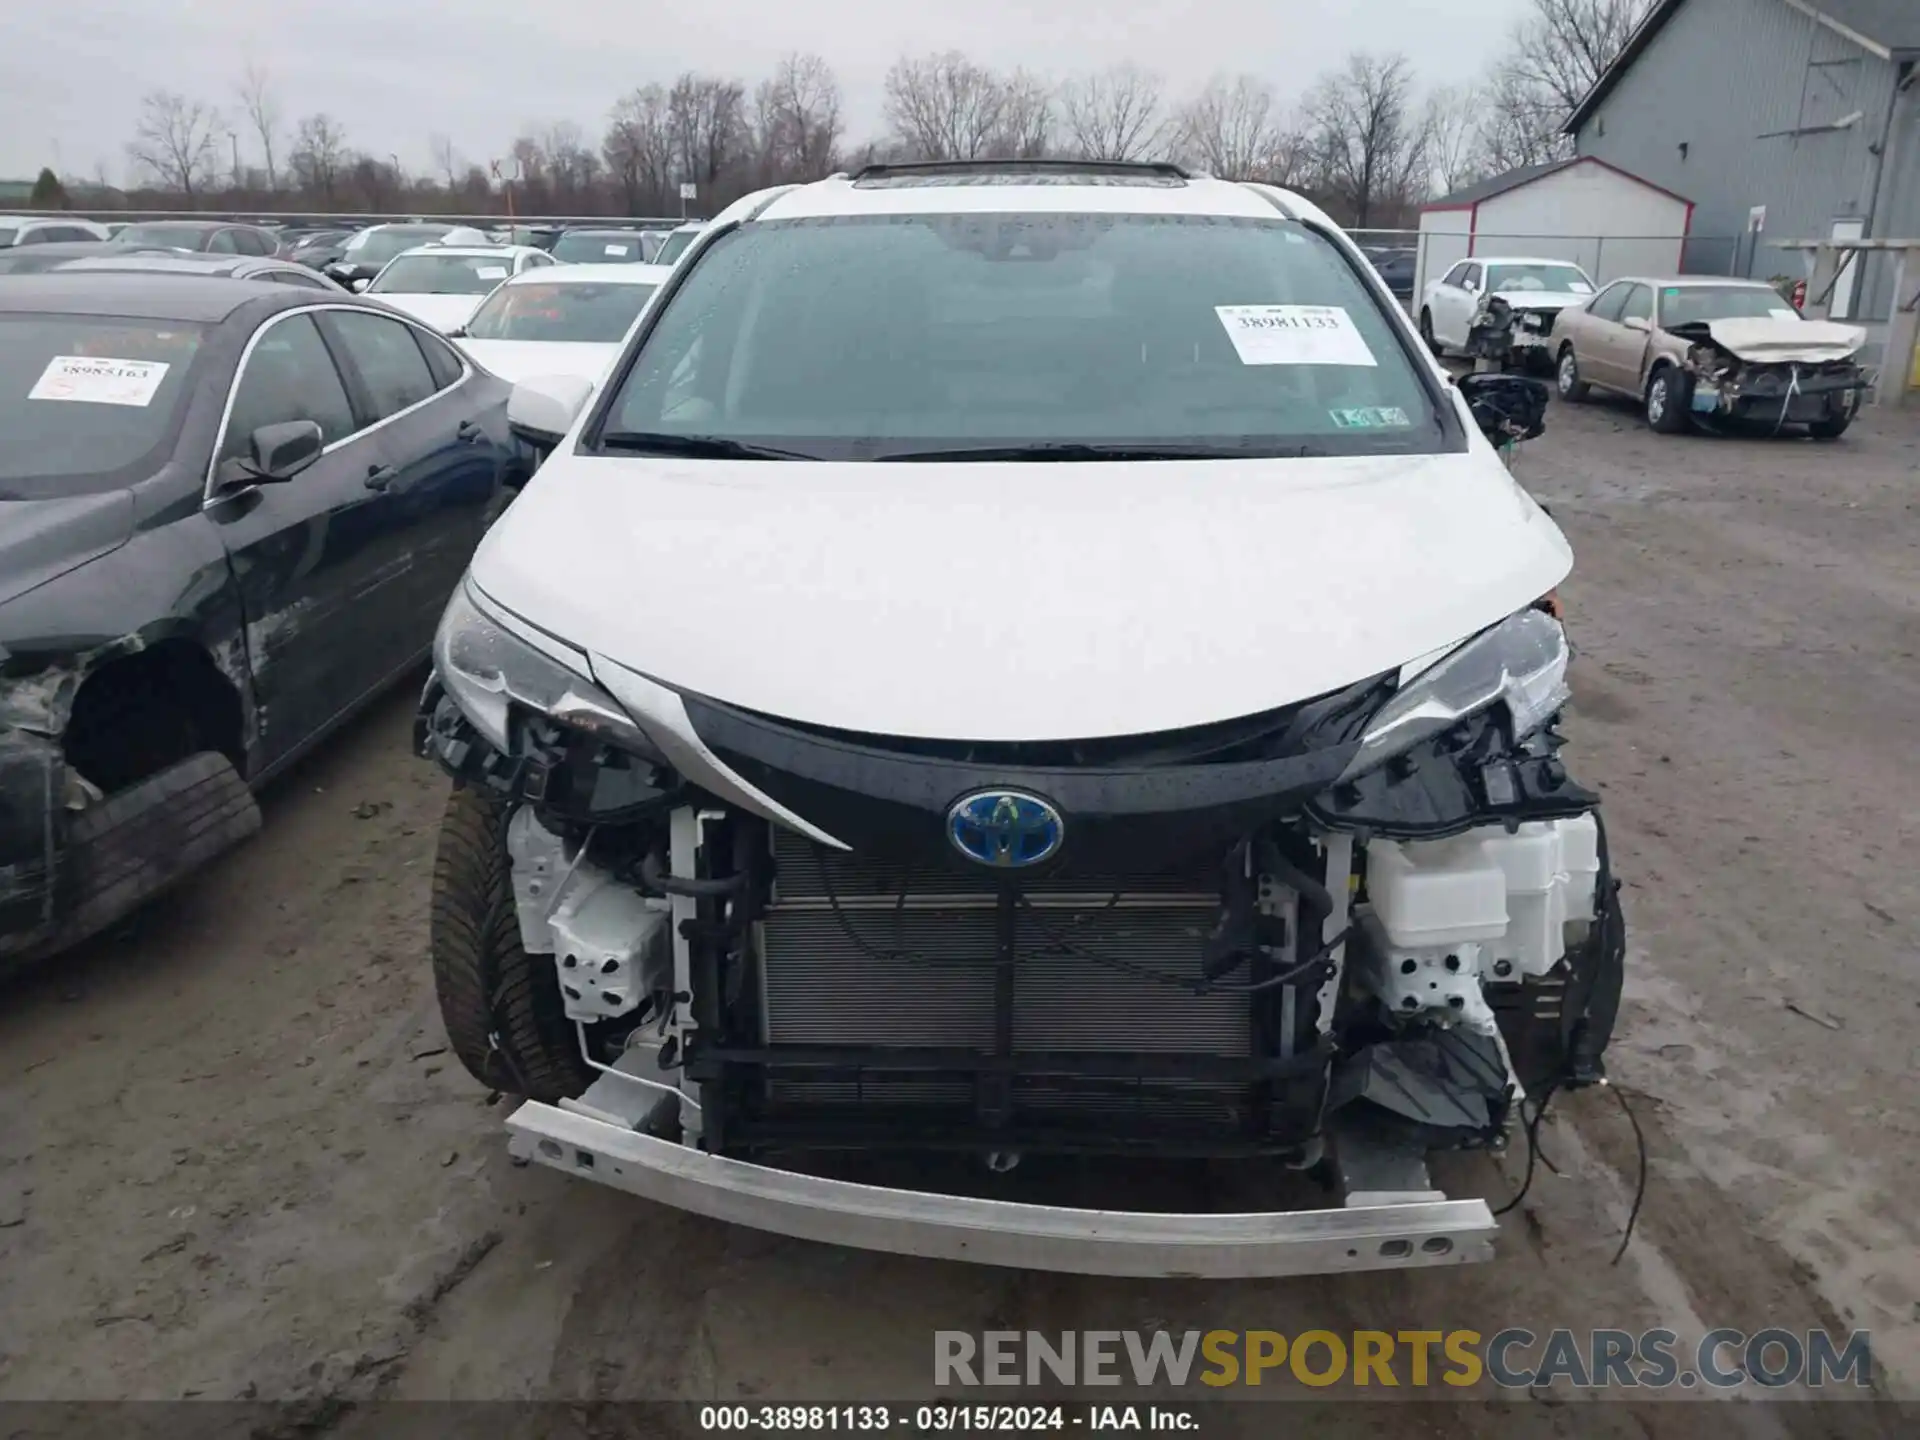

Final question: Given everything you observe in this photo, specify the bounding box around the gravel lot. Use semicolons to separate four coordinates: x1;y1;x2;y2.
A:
1;390;1915;1434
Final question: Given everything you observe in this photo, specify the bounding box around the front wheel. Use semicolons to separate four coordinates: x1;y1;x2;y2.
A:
1809;397;1856;440
429;788;591;1102
1556;347;1589;402
1419;309;1444;358
1645;366;1690;434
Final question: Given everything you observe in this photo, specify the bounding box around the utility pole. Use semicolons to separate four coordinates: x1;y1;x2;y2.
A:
231;132;242;190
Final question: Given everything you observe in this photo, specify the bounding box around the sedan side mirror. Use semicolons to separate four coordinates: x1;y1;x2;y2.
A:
509;374;595;444
350;277;371;293
1622;314;1651;333
1458;373;1548;445
244;420;325;482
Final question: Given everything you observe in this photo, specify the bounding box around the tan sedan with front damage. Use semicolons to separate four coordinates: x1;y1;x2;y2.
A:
1552;276;1868;439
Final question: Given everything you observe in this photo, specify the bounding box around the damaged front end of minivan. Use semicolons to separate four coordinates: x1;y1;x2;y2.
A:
415;582;1625;1279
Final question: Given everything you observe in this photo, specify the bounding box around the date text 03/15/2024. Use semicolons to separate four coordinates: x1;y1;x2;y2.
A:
698;1405;1197;1431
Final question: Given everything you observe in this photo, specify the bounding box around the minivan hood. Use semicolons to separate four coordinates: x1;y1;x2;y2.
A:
0;491;135;609
470;451;1571;742
373;293;487;333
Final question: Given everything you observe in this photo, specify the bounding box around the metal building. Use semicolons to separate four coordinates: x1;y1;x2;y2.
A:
1566;0;1920;327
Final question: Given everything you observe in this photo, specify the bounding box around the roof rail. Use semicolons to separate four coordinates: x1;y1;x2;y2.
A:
848;158;1193;181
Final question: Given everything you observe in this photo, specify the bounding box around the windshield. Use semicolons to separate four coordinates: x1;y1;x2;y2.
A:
113;223;211;250
1485;263;1592;294
551;232;647;263
1660;286;1802;325
597;213;1445;461
653;229;700;265
345;227;450;264
0;315;205;498
369;253;512;295
466;281;657;342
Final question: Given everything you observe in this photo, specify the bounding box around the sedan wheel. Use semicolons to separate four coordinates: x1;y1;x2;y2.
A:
1646;368;1690;434
1556;348;1589;402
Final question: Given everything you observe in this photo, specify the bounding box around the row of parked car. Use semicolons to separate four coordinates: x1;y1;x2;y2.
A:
1414;253;1869;440
0;211;709;975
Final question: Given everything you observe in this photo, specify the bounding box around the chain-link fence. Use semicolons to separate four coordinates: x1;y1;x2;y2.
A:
1348;229;1756;294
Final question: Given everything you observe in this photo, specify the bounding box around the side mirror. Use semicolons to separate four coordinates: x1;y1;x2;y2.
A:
350;277;371;293
446;325;467;338
244;420;325;482
1458;373;1549;445
322;263;351;282
509;374;594;443
1622;314;1651;333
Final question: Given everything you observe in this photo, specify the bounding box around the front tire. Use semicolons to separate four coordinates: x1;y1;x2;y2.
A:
430;788;591;1102
1419;309;1444;358
1645;366;1690;434
1809;397;1856;440
1555;346;1589;402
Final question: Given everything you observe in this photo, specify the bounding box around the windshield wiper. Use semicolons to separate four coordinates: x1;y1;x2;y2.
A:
879;442;1324;462
596;431;821;461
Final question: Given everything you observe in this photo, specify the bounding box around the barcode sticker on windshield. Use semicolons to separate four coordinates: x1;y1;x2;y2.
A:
1216;305;1376;367
475;266;509;279
604;244;630;256
28;355;169;406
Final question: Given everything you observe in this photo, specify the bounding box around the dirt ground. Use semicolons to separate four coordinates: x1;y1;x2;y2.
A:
1;391;1916;1436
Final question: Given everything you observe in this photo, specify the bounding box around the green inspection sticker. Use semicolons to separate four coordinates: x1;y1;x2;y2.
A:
1329;406;1412;428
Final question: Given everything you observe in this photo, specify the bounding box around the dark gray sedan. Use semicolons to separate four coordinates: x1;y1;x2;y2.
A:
0;273;521;973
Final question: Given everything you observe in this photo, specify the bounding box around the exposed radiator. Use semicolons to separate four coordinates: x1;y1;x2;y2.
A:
756;831;1254;1125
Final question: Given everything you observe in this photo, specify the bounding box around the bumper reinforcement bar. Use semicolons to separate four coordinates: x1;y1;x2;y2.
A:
506;1100;1499;1278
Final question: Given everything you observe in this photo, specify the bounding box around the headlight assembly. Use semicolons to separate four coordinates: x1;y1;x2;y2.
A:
1340;609;1569;781
432;580;665;764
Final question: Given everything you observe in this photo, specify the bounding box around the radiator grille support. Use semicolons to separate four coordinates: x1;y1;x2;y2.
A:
748;829;1263;1139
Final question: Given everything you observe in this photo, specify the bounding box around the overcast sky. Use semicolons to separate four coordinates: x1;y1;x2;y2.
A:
2;0;1534;186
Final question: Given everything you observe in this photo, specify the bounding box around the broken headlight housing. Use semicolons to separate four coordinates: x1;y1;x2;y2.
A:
1339;609;1569;781
433;580;666;764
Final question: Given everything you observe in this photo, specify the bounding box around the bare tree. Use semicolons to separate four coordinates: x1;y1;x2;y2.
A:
989;69;1056;158
236;64;281;193
289;113;348;203
1175;75;1301;183
125;92;224;203
1304;53;1432;227
1485;0;1659;163
541;121;601;205
430;132;460;189
756;53;843;180
666;73;747;191
1424;83;1488;196
882;52;1006;160
1060;65;1168;161
604;85;674;211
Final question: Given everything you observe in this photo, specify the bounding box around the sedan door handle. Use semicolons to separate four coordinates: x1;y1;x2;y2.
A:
364;464;399;491
456;420;484;443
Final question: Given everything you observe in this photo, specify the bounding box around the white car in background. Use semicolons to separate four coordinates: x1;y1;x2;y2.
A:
451;263;671;385
1419;257;1596;363
362;244;555;331
651;221;707;266
0;215;111;247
